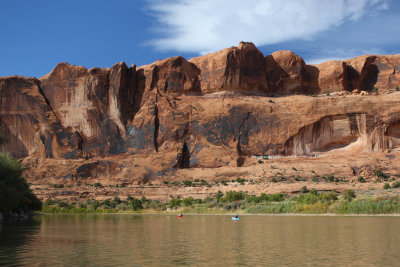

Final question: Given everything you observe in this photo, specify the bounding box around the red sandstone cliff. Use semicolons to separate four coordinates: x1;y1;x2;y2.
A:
1;42;399;177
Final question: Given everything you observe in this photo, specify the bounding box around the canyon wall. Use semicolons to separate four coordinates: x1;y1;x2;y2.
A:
1;42;400;173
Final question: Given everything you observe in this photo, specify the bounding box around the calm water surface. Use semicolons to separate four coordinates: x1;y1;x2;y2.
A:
1;214;400;266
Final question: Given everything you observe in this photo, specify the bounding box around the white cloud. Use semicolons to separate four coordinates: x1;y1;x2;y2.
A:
146;0;389;54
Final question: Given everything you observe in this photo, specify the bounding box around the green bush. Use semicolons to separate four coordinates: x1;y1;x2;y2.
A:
294;175;305;181
295;191;337;204
395;86;400;91
343;190;356;201
183;197;195;206
383;183;391;190
371;87;378;93
300;186;309;193
224;191;246;202
375;170;386;179
200;180;210;187
94;182;102;188
267;193;284;202
169;198;182;208
358;176;365;183
258;159;264;164
312;176;319;182
236;177;246;185
183;180;193;187
130;198;143;210
324;174;335;182
245;193;283;203
309;188;318;195
113;196;122;204
391;181;400;188
0;153;42;217
215;190;224;201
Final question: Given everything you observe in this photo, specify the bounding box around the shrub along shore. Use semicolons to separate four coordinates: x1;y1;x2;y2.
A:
41;188;400;215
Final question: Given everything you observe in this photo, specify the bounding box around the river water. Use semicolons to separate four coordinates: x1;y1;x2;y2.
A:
1;214;399;266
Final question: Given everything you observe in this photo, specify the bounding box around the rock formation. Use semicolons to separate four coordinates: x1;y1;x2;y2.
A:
189;42;268;92
0;42;399;180
0;76;81;158
265;50;311;95
311;54;400;93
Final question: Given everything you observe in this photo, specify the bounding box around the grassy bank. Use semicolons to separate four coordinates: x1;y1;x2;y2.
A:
41;189;400;215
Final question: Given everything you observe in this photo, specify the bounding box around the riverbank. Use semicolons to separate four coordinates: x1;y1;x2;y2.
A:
41;189;400;215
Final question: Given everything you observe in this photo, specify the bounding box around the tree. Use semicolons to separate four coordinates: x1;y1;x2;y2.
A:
0;132;42;218
343;190;356;202
0;154;42;217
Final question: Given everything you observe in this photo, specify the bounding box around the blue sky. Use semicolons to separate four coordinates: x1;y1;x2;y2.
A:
1;0;399;77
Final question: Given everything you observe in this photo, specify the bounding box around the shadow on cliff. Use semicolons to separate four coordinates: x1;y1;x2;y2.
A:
265;55;312;95
0;122;28;158
306;59;379;94
359;58;379;91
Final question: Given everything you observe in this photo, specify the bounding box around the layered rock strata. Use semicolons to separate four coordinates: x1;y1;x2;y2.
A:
0;42;399;176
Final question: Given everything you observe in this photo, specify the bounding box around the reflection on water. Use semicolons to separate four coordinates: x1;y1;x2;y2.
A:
1;214;400;266
0;217;41;267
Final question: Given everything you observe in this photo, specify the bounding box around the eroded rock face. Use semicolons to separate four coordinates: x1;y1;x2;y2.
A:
76;160;121;178
139;56;201;94
346;55;400;91
189;42;268;92
265;50;311;95
128;90;400;170
40;63;127;157
285;114;370;155
312;54;400;93
1;43;400;171
0;76;81;158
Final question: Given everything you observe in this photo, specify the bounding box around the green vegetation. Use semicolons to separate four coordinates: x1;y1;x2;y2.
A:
343;190;356;202
300;186;309;193
334;197;400;214
375;170;387;179
0;153;42;218
183;180;193;187
0;133;42;218
395;86;399;91
371;87;378;93
41;187;400;215
383;183;391;190
235;177;247;185
294;175;306;181
324;174;336;182
391;181;400;188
